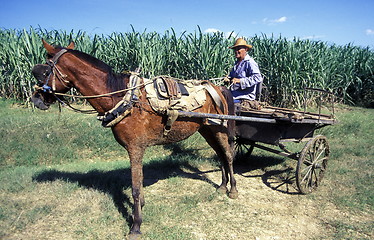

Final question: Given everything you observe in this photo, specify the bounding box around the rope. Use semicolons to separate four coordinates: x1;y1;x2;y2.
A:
56;96;98;114
52;78;153;99
45;75;219;99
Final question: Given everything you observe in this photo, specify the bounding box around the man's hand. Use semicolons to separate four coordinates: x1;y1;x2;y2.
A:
223;77;231;83
231;78;241;84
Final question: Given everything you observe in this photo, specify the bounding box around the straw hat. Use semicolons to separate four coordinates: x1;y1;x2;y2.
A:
229;38;253;49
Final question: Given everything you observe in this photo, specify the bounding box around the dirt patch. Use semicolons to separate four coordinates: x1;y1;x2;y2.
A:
141;161;371;240
182;165;330;240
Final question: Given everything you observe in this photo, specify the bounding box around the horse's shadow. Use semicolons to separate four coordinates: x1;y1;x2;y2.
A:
32;142;299;230
32;142;220;228
234;154;299;195
33;167;133;223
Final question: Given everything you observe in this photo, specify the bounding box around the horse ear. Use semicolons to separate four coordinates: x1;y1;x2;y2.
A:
42;39;56;54
67;41;75;50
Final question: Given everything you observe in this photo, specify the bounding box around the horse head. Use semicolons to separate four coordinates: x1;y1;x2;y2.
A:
31;39;75;110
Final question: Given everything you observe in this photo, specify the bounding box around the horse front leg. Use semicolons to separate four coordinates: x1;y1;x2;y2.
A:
127;146;145;240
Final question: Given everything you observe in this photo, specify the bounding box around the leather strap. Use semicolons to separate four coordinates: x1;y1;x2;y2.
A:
204;83;224;113
51;49;68;64
164;109;179;135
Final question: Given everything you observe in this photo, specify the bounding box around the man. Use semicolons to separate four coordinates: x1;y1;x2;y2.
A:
226;38;263;111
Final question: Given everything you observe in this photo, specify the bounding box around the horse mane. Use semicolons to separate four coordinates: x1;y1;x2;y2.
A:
65;48;127;92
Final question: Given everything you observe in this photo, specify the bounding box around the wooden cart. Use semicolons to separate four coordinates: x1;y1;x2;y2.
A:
178;101;337;194
234;105;336;194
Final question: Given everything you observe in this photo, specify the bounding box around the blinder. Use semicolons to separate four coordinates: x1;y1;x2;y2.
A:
32;64;52;92
32;64;52;82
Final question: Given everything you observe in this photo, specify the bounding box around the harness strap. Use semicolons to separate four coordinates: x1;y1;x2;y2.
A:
164;109;179;136
98;74;143;127
50;49;68;65
44;49;69;92
204;83;225;113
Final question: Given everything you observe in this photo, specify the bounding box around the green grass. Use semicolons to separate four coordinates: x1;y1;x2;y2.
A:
0;99;124;167
319;106;374;211
0;99;373;239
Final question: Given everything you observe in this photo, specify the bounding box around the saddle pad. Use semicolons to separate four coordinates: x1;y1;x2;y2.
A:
145;77;207;113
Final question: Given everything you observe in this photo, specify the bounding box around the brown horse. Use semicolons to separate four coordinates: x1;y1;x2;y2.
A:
31;40;237;239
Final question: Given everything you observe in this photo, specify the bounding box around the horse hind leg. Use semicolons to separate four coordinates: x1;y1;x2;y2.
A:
199;126;238;199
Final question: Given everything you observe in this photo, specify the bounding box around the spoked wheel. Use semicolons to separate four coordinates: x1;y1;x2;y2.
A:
234;138;255;161
296;135;330;194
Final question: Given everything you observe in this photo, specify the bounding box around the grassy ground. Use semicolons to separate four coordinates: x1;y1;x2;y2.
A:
0;99;373;239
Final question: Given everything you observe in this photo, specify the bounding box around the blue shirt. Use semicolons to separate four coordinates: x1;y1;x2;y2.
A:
229;54;263;101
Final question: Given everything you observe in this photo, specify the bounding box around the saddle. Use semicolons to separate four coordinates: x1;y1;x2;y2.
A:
145;76;209;135
145;76;207;113
154;76;189;100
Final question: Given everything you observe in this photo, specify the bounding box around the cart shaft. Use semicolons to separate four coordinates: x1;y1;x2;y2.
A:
177;111;335;124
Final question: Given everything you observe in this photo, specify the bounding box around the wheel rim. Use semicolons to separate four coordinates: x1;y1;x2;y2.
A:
296;135;329;194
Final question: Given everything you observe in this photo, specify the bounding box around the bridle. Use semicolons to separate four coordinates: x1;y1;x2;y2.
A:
34;48;97;114
35;49;149;99
38;48;71;93
33;48;148;115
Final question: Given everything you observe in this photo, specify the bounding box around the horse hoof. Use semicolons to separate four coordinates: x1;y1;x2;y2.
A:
216;186;228;194
229;191;239;199
128;231;142;240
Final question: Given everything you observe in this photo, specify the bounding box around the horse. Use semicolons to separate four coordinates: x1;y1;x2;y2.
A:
30;39;237;239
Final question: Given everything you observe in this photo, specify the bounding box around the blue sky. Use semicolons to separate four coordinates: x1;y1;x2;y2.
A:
1;0;373;47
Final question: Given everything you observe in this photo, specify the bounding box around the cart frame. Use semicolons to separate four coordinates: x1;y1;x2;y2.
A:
177;88;337;194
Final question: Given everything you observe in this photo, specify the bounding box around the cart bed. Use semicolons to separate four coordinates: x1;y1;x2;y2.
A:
236;106;336;145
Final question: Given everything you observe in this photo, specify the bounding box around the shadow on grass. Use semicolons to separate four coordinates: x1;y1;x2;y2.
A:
32;142;220;229
32;141;300;230
234;154;300;195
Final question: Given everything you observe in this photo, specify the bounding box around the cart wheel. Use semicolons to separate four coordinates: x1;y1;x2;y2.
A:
234;138;255;161
296;135;329;194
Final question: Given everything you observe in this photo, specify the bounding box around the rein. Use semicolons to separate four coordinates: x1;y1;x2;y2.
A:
36;48;225;126
53;94;98;114
51;79;153;99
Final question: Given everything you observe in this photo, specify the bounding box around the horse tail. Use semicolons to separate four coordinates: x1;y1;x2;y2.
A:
219;86;236;147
